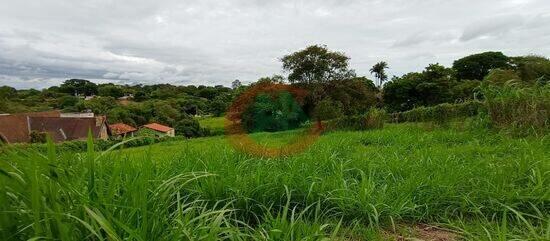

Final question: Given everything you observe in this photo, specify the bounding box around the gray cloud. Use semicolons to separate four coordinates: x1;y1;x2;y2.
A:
0;0;549;89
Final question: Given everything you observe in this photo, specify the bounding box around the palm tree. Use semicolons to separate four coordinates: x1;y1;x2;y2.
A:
370;61;389;88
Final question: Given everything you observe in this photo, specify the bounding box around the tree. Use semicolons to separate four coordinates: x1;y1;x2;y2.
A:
281;45;355;85
84;96;116;114
255;75;285;85
370;61;389;87
231;79;242;89
324;77;378;115
59;79;98;96
133;91;149;102
0;86;17;99
312;97;343;121
174;118;209;137
209;97;228;117
57;95;80;110
383;64;454;112
242;92;308;132
98;84;124;98
453;52;510;80
510;55;550;82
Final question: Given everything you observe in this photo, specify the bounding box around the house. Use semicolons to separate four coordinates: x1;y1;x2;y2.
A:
29;116;109;142
140;123;175;137
0;111;61;143
109;123;137;138
0;111;108;143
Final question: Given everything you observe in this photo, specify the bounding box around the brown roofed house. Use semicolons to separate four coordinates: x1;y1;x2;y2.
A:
0;112;108;144
0;111;62;144
141;123;175;137
109;123;137;138
29;116;108;142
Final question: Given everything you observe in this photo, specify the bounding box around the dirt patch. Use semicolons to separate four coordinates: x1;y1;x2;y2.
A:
385;224;459;241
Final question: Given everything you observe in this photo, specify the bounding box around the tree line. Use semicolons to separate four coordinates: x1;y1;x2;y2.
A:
1;45;549;134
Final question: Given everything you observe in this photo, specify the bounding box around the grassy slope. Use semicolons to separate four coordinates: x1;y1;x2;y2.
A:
1;123;549;240
197;116;226;135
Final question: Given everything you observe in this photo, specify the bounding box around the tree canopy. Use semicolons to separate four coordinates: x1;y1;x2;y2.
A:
452;52;510;80
281;45;355;85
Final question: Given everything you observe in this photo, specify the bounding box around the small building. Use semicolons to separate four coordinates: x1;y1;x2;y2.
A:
141;123;175;137
109;123;137;138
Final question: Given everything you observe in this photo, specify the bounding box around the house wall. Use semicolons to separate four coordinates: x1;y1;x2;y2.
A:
60;113;94;118
167;129;175;137
99;124;109;140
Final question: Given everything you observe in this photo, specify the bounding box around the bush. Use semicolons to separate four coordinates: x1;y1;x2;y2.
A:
325;108;385;131
390;101;485;124
1;135;190;154
242;91;308;133
482;82;549;135
29;131;47;143
312;98;343;121
175;118;210;137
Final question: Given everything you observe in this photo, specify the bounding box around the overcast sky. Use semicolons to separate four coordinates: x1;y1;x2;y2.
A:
1;0;549;89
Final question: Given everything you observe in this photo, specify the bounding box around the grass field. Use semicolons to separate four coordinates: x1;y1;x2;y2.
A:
1;123;549;240
197;116;226;135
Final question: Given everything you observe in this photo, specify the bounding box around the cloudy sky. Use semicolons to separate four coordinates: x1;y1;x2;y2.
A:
1;0;549;89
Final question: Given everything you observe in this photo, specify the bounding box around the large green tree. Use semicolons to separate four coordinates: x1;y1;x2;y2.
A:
383;64;454;112
281;45;355;85
452;52;510;80
59;79;98;96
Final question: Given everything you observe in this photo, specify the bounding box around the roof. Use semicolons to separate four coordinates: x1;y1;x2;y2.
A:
142;123;173;133
0;111;61;143
29;116;107;142
0;115;31;143
109;123;137;135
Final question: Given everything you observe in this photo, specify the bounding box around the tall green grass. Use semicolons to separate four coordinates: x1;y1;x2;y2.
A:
482;82;550;136
1;124;548;240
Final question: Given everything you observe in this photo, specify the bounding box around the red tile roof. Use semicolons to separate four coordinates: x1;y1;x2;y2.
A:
109;123;137;135
142;123;173;133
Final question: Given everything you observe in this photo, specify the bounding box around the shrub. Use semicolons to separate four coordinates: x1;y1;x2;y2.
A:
482;82;549;135
242;91;308;133
390;101;484;124
325;108;385;131
312;97;343;121
29;131;47;143
175;118;210;137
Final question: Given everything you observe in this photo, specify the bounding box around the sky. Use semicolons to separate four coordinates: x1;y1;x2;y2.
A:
1;0;549;89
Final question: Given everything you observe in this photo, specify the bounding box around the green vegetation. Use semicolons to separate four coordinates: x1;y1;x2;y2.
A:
391;101;484;124
1;123;548;240
197;116;226;135
483;82;550;135
242;91;308;133
1;45;549;240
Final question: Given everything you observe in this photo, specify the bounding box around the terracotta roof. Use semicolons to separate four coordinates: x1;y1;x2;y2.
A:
109;123;137;135
142;123;173;133
0;115;31;143
29;116;106;142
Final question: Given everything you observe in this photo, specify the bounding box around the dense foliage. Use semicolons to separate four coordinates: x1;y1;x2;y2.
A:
242;91;308;132
390;101;485;123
